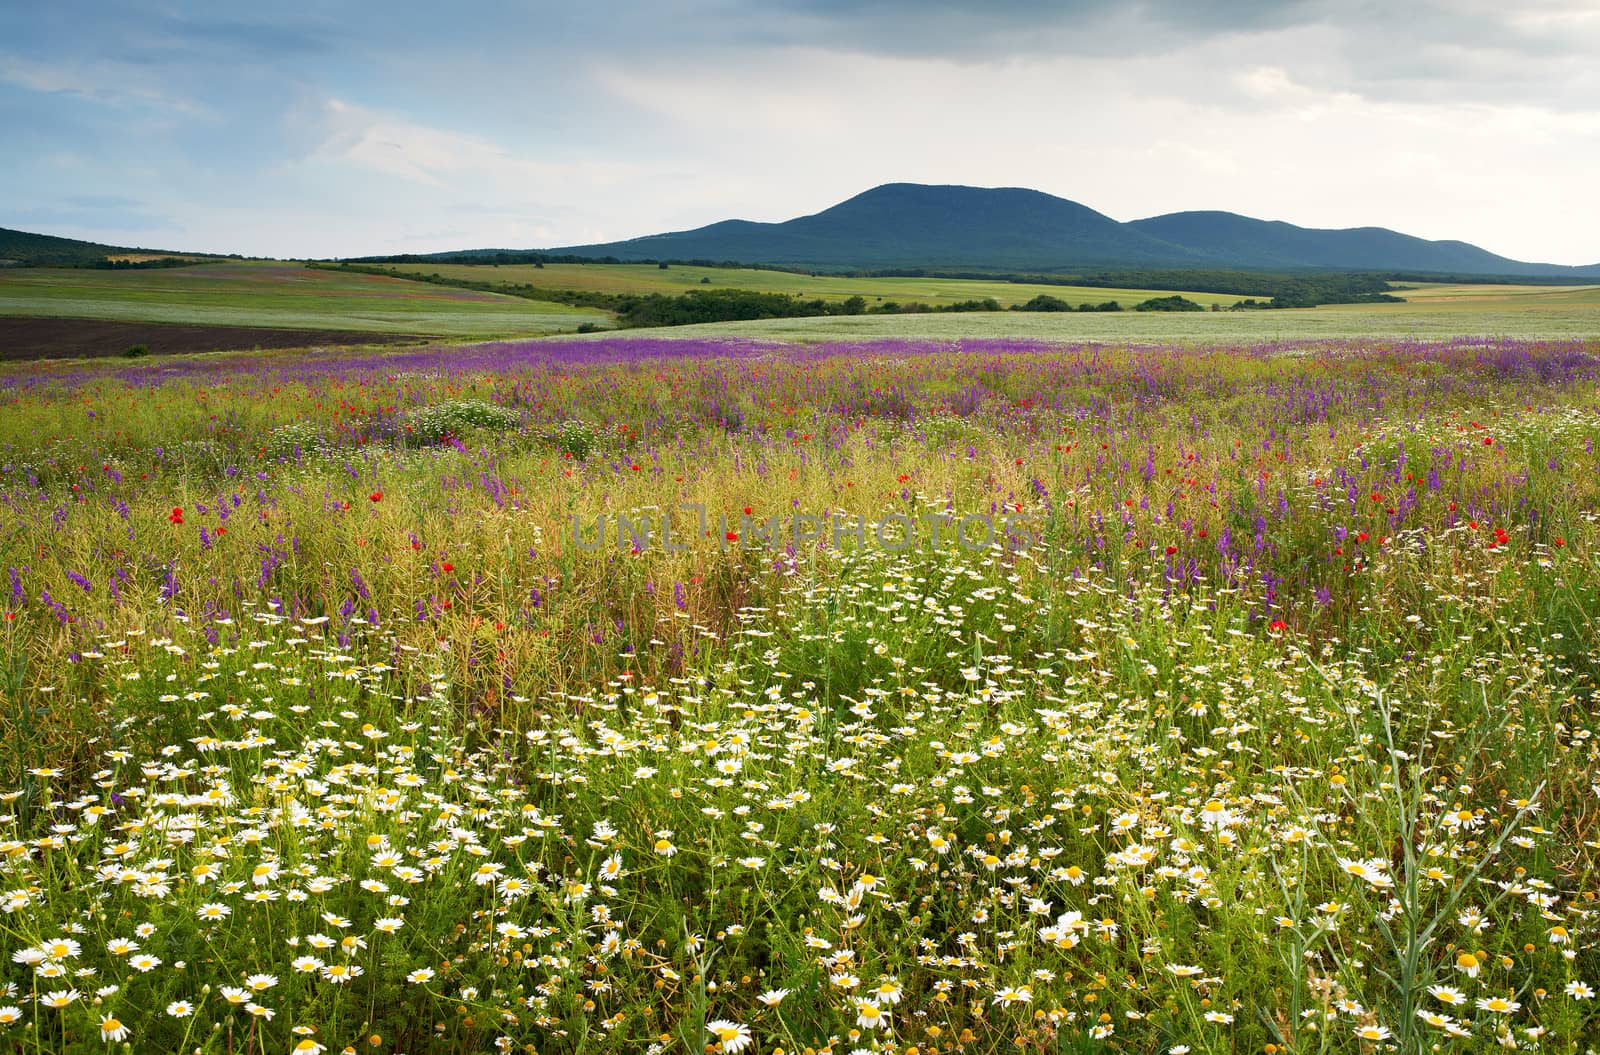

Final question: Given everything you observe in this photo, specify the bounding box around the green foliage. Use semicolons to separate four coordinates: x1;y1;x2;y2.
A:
405;399;521;444
1134;295;1205;312
554;418;599;460
121;343;149;358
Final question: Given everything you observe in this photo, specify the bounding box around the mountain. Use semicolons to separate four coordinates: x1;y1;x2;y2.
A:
526;184;1600;277
0;227;208;267
540;184;1208;271
1125;211;1592;277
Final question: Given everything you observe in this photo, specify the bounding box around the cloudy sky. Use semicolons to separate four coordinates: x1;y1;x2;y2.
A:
3;1;1598;263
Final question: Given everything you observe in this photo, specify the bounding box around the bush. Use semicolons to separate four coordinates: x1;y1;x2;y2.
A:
405;399;521;445
575;322;604;334
1016;294;1073;312
555;419;599;460
1134;295;1204;312
123;343;150;358
266;421;332;460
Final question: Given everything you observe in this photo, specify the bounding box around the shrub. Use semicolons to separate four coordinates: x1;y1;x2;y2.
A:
405;399;521;445
1134;295;1204;312
555;419;599;460
123;343;150;358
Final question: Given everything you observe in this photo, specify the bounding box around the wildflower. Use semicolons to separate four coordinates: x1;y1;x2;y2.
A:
42;938;81;960
1475;996;1520;1014
373;918;404;934
872;979;903;1005
245;973;278;992
1455;952;1481;978
992;985;1032;1006
293;1041;327;1054
40;989;80;1008
406;968;436;985
854;1000;889;1030
1353;1025;1392;1041
100;1015;131;1042
756;988;790;1007
0;1007;21;1026
706;1020;753;1053
1429;985;1466;1005
1338;857;1393;889
653;838;677;857
128;954;161;972
1203;1011;1233;1023
321;963;362;984
1565;981;1594;999
166;1001;194;1017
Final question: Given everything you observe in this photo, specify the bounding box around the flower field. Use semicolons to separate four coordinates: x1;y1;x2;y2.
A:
2;335;1600;1053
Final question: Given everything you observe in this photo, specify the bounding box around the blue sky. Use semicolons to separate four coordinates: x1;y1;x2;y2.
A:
3;1;1598;263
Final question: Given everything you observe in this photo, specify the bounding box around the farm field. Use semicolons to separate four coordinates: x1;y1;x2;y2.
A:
0;262;607;339
621;303;1600;341
370;261;1268;309
2;334;1600;1053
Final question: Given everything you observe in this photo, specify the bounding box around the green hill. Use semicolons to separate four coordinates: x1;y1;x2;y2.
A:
516;184;1600;278
0;227;208;267
1125;211;1592;277
548;184;1209;270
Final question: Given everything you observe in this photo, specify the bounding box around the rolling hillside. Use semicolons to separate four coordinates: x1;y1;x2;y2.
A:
0;226;209;267
520;184;1600;277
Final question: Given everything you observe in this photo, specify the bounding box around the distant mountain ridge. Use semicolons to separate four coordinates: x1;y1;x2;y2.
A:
520;184;1599;277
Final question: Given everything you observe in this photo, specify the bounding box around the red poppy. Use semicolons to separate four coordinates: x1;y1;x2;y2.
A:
370;492;383;502
441;562;454;573
168;507;184;525
1269;619;1287;632
1165;545;1177;555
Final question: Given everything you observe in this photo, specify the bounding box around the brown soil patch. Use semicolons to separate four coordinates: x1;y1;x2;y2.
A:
0;317;428;361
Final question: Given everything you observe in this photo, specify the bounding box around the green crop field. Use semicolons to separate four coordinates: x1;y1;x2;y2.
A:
374;260;1267;309
0;261;607;337
585;301;1600;342
1387;282;1600;310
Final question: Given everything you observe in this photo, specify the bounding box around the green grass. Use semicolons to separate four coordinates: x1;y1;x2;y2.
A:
602;303;1600;341
0;261;607;337
379;261;1267;309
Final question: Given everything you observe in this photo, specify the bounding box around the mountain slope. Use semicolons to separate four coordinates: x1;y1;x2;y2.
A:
547;184;1210;270
532;184;1600;277
0;227;206;267
1126;211;1593;277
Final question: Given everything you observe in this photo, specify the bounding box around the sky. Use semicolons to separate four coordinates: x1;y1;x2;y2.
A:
2;1;1598;264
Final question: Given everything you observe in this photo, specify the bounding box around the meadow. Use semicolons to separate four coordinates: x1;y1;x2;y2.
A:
0;263;607;339
367;262;1266;310
2;334;1600;1054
